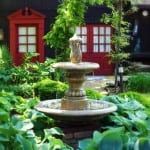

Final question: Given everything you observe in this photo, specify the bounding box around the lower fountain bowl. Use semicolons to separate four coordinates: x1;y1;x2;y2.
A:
35;99;117;123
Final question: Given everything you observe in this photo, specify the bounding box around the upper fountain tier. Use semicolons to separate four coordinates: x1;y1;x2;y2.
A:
53;34;99;72
52;62;99;72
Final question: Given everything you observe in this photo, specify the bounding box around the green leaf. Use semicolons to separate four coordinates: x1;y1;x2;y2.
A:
0;109;9;121
0;143;5;150
44;127;64;138
15;119;34;131
135;111;147;120
0;134;9;142
134;119;148;135
16;134;34;150
38;143;50;150
78;139;97;150
99;128;124;150
134;138;150;150
93;131;102;145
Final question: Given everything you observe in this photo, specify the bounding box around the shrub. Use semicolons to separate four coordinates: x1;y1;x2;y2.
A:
0;83;34;98
127;73;150;93
0;45;12;69
85;88;104;100
34;78;68;100
119;91;150;108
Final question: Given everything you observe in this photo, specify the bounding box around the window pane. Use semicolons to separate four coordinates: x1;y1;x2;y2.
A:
82;36;87;43
106;27;111;35
19;45;27;52
93;27;98;35
106;36;111;43
100;45;104;52
28;27;36;35
82;27;87;34
28;36;36;44
28;45;36;52
93;36;98;43
76;27;80;35
19;36;27;44
100;27;104;34
82;45;87;52
106;45;111;52
93;45;98;52
100;36;105;43
18;27;27;35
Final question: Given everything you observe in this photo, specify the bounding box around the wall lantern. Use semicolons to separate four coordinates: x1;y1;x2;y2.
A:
142;10;149;17
118;65;124;74
118;64;124;92
0;29;4;41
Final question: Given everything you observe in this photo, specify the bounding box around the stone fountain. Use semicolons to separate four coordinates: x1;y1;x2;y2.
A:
36;34;117;123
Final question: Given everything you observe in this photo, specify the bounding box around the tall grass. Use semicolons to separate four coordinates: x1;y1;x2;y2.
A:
127;73;150;93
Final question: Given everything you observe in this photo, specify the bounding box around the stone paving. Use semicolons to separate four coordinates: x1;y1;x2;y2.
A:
83;76;115;94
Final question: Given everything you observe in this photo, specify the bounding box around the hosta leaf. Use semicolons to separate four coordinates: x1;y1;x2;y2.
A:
44;127;64;138
0;134;9;142
93;131;102;145
16;134;34;150
38;143;50;150
120;100;144;111
0;109;9;121
133;119;148;135
0;143;5;150
134;138;150;150
99;128;124;150
78;139;97;150
135;111;147;120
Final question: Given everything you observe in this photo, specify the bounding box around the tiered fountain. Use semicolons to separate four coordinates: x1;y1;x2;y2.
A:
36;34;117;123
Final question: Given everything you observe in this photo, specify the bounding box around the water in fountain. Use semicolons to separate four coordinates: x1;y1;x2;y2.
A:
36;34;117;122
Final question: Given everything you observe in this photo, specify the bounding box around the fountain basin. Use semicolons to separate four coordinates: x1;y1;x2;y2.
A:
36;99;117;122
52;62;99;72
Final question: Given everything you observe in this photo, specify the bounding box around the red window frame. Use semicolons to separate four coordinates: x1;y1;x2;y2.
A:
92;25;112;53
76;24;112;53
17;25;37;53
76;26;87;53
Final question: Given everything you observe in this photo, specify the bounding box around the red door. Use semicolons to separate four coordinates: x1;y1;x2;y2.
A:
76;24;114;75
8;7;45;65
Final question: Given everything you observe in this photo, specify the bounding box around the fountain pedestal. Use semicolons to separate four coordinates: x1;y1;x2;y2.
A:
61;70;87;110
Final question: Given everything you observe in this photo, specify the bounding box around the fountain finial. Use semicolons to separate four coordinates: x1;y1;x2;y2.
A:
69;34;82;63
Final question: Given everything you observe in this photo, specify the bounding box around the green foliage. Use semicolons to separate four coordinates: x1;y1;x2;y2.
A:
0;45;12;69
119;91;150;108
79;95;150;150
0;91;71;149
34;78;68;100
44;0;88;59
127;73;150;93
0;83;34;98
86;88;104;100
0;56;58;85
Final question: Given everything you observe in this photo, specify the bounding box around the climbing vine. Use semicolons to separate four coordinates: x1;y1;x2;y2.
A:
44;0;140;60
